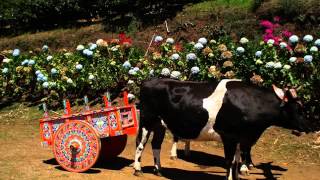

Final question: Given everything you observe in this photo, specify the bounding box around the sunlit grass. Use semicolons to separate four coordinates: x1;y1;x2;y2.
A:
184;0;253;13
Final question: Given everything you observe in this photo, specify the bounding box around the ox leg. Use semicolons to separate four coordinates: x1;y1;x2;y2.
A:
240;145;254;176
223;139;240;180
170;136;179;160
134;127;151;176
151;125;166;176
184;140;191;157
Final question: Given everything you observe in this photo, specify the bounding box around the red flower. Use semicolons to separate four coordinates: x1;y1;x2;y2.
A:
173;43;183;52
260;20;274;29
119;32;132;46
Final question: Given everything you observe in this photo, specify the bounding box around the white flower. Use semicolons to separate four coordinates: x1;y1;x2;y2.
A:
12;49;20;57
304;55;313;63
2;68;8;74
166;38;175;44
67;78;73;84
47;55;53;61
186;53;197;61
89;43;97;50
133;67;140;72
265;61;275;68
154;35;163;43
310;46;318;52
76;45;85;51
274;62;282;69
289;57;297;63
191;66;200;74
127;93;135;100
161;68;170;76
314;39;320;47
128;80;134;84
64;52;72;57
267;39;275;45
42;45;49;51
170;71;181;79
283;65;291;70
255;51;262;57
198;37;208;45
289;35;299;44
256;59;263;65
303;35;313;42
128;69;137;75
122;61;131;69
236;47;245;53
76;64;83;70
208;53;214;58
210;39;217;44
194;43;204;50
51;68;58;74
279;42;287;49
28;59;35;66
149;69;154;76
21;59;28;66
171;53;180;60
89;74;95;80
110;46;118;52
35;70;41;75
2;58;11;63
96;39;105;46
239;37;249;44
42;82;49;88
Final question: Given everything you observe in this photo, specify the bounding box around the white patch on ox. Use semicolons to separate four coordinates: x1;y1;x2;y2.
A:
196;79;241;141
134;127;149;171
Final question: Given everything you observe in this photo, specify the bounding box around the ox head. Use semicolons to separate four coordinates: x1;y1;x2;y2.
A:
273;85;311;134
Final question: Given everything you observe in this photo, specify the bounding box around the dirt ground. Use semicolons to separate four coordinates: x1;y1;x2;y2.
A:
0;121;320;180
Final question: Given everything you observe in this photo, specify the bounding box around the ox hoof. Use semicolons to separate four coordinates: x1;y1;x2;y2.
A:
240;165;250;176
153;169;163;177
170;156;178;160
134;170;143;177
248;163;254;170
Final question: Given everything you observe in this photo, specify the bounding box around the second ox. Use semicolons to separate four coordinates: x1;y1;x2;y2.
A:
133;78;311;180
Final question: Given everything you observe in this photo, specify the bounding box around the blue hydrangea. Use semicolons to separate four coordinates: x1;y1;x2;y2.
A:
21;59;29;66
51;68;58;74
314;39;320;47
154;36;163;43
304;55;313;63
35;70;41;75
255;51;262;57
76;64;83;70
12;49;20;57
89;43;97;50
303;35;313;42
42;82;49;88
42;76;48;82
133;67;140;72
236;47;245;53
198;37;208;45
289;35;299;44
2;68;8;74
186;53;197;61
122;61;131;69
289;57;297;63
42;45;49;51
191;66;200;74
171;53;180;60
28;59;35;66
194;43;204;50
37;73;44;79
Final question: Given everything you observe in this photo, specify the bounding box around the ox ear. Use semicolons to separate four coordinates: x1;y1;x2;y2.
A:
272;84;288;102
289;88;298;99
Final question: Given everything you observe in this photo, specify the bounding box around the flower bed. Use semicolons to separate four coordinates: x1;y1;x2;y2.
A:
0;28;319;122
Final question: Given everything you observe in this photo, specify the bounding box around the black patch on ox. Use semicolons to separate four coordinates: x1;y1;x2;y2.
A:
140;78;219;139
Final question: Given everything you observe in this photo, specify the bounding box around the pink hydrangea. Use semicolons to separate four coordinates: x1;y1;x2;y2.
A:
260;20;273;29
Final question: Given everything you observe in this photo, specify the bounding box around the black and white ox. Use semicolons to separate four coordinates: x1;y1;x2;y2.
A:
133;78;310;180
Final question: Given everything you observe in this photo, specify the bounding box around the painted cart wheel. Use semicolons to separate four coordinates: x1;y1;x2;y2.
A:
99;135;127;161
53;121;100;172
